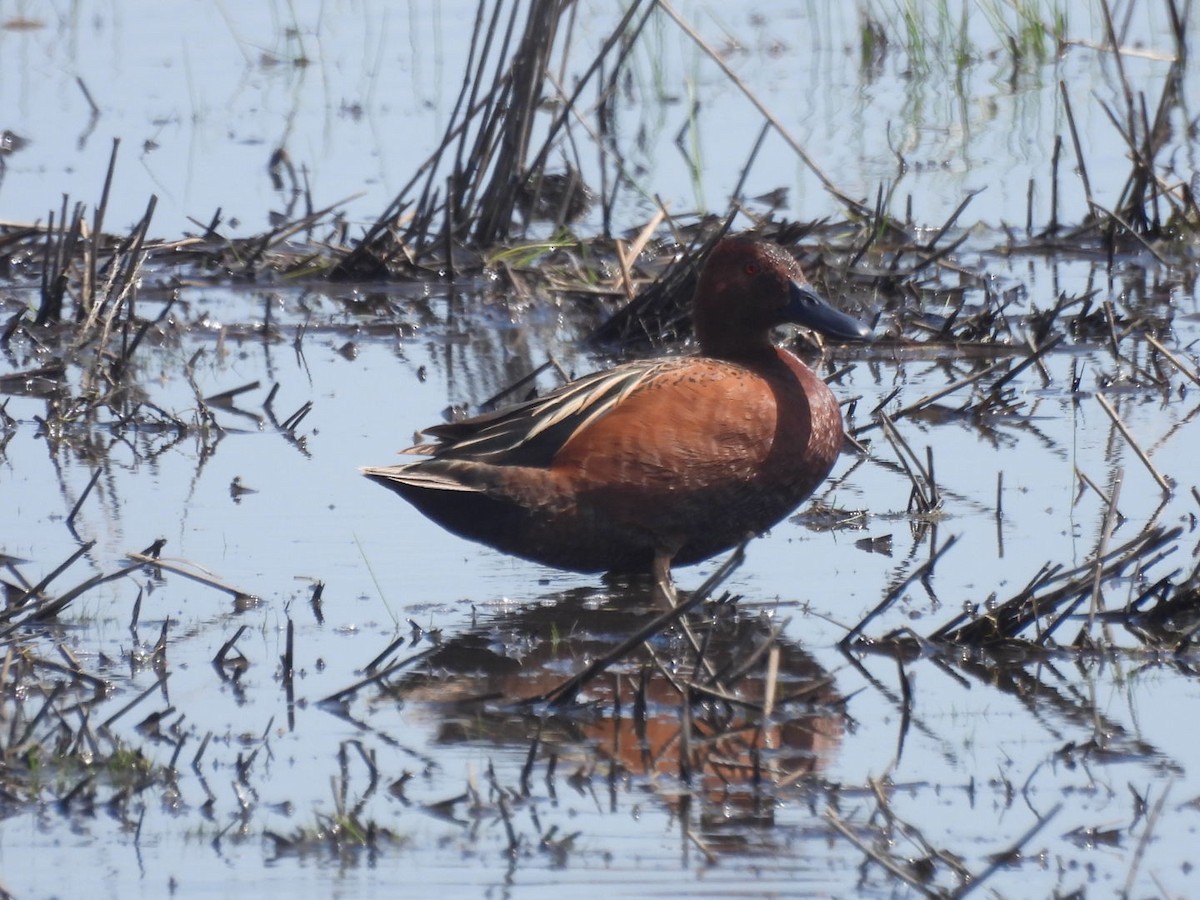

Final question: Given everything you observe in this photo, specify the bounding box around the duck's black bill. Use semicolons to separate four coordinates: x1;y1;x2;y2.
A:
786;280;873;342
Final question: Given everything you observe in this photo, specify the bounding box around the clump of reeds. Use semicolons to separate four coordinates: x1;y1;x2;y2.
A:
332;0;651;278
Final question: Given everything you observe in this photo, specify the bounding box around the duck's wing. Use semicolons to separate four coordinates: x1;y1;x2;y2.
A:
409;358;685;468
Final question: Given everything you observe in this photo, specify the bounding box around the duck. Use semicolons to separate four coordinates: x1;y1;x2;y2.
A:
362;237;870;601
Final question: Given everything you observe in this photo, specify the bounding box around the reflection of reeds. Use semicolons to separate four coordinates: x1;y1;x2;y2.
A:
357;564;846;836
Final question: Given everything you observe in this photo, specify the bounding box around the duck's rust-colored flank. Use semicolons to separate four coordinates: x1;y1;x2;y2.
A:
362;238;870;586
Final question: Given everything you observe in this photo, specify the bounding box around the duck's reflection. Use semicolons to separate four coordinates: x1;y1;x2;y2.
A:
381;584;844;833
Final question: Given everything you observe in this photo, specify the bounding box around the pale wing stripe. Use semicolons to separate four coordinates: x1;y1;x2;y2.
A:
551;367;661;441
421;358;685;460
360;466;484;492
525;370;635;437
443;361;674;455
438;368;625;453
519;363;668;443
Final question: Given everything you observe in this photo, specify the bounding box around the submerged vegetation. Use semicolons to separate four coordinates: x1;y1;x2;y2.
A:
2;0;1200;896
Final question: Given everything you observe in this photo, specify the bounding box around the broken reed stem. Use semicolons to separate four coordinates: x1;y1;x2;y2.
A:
1095;393;1173;494
130;585;144;632
214;625;248;669
203;380;262;408
1087;200;1168;264
0;563;143;636
318;646;441;705
1088;475;1123;632
1122;780;1174;896
101;676;169;730
1075;466;1122;517
1048;134;1062;233
986;335;1063;396
89;138;120;309
1059;82;1094;212
15;681;68;749
1098;0;1136;126
615;207;668;299
763;648;782;720
842;535;960;646
542;541;747;706
125;551;257;602
956;803;1064;899
876;410;939;513
825;809;942;898
1146;334;1200;389
923;188;981;252
9;542;96;612
283;618;296;702
65;468;103;530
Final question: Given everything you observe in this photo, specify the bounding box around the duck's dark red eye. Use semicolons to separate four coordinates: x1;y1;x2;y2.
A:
744;263;759;275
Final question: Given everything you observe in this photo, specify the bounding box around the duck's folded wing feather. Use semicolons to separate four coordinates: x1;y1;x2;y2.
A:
408;358;683;468
359;465;484;492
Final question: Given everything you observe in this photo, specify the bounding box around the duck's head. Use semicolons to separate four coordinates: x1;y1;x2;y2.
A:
693;238;871;359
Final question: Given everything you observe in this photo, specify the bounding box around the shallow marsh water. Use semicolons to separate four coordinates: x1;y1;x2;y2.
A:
2;2;1200;899
3;257;1199;898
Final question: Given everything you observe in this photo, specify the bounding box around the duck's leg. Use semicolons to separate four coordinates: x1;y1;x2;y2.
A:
651;549;678;609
